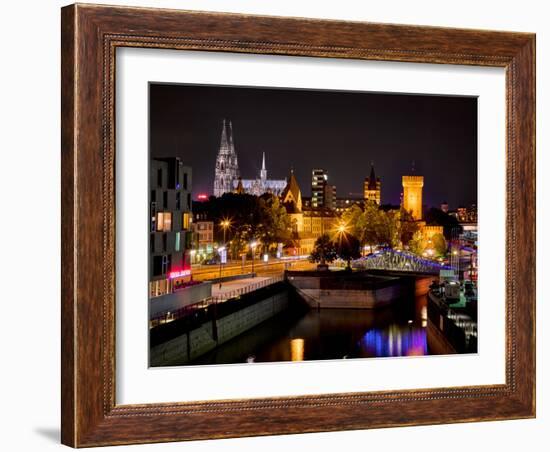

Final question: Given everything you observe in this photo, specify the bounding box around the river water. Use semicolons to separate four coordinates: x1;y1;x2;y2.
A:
191;295;436;365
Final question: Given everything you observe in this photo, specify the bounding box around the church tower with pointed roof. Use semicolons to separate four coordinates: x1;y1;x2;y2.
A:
364;162;381;205
281;169;303;212
213;119;240;197
281;169;304;234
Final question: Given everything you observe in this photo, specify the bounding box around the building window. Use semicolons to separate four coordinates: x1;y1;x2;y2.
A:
176;191;181;210
156;212;164;231
183;172;188;190
150;202;157;232
152;255;163;276
157;168;163;187
161;254;171;274
162;233;167;252
163;212;172;231
151;190;156;203
163;191;168;209
183;212;190;230
175;232;181;251
156;212;172;232
150;234;154;253
187;193;191;209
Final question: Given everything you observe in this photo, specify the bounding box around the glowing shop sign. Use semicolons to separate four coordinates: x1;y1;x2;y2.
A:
168;269;191;279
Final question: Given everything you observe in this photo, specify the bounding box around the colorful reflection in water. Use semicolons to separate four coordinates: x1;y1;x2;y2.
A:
361;325;427;357
192;295;432;365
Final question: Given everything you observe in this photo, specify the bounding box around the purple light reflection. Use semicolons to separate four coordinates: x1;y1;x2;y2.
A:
361;325;427;357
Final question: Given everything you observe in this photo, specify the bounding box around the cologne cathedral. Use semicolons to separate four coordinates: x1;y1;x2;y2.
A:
213;119;286;197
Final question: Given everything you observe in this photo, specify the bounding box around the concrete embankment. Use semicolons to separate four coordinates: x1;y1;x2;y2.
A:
287;271;402;309
150;283;289;366
287;270;436;309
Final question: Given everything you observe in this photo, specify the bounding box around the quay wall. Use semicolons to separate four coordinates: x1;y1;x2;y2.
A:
150;290;289;366
295;287;401;309
149;282;212;318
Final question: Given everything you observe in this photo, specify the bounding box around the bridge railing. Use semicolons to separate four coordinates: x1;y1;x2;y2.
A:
352;248;451;274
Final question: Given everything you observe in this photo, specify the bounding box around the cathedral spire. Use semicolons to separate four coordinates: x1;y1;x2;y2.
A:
213;118;240;197
260;151;267;182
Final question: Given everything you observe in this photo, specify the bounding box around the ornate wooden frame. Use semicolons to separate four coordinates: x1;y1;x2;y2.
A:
61;3;536;447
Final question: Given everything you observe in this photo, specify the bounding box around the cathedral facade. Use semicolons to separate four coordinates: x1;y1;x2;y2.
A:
233;152;287;196
213;119;286;197
213;119;240;197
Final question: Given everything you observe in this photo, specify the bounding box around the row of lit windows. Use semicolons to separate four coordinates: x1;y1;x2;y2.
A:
154;212;191;232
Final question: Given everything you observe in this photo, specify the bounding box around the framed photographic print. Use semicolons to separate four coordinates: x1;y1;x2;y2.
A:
61;3;535;447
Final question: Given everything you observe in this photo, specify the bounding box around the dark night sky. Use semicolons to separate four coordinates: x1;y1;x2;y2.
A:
150;83;477;209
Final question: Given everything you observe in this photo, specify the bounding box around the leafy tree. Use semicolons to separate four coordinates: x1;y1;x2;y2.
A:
408;230;425;255
257;194;290;253
309;234;338;266
336;233;361;270
342;205;365;242
362;201;382;251
399;208;420;245
375;209;400;248
431;233;448;257
425;207;463;239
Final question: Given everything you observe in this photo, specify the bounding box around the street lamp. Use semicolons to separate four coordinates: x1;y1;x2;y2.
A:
250;241;258;275
220;219;231;244
218;246;226;279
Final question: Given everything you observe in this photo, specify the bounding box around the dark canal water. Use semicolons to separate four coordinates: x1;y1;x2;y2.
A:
191;295;435;365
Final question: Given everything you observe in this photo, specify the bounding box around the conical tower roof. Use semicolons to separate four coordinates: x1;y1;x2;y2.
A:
367;163;378;190
281;169;302;212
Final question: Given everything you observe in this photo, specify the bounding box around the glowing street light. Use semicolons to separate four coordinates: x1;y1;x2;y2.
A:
220;218;232;246
218;246;226;278
250;241;258;274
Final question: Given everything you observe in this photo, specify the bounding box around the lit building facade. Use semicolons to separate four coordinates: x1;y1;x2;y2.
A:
311;169;327;208
364;164;381;205
232;152;286;196
192;212;215;263
213;119;240;197
150;158;193;297
282;170;338;255
402;175;424;220
323;183;336;210
335;197;364;213
213;119;285;197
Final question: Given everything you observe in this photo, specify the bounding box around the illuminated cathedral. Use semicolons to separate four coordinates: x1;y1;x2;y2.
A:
213;119;286;197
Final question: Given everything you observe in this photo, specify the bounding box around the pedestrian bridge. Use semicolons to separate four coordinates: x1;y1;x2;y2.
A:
352;248;451;275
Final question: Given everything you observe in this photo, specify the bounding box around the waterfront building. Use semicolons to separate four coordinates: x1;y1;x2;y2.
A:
150;158;193;297
402;174;424;220
364;163;381;205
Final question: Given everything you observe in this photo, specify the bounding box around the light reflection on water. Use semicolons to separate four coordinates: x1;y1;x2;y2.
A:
191;295;431;365
361;324;427;357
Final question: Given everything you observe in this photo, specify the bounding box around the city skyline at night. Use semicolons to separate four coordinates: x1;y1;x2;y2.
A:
150;83;478;209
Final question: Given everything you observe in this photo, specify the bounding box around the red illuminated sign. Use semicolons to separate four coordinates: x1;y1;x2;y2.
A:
197;194;208;201
168;269;191;279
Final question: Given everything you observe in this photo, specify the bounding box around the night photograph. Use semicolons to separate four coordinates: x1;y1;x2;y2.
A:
148;83;478;367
